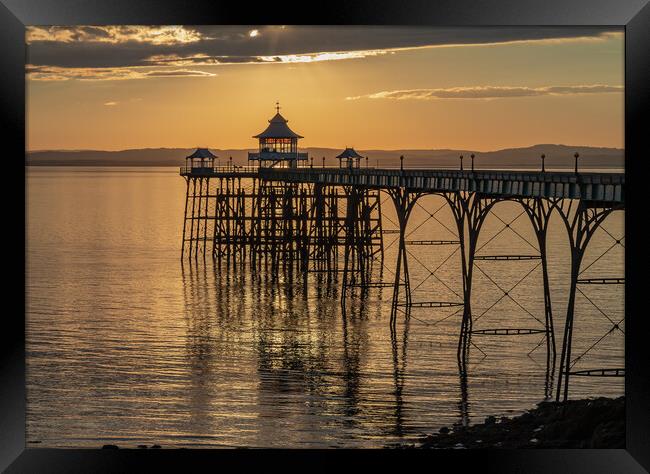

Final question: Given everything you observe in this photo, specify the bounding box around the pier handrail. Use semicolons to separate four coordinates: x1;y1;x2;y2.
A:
260;167;625;182
180;165;260;175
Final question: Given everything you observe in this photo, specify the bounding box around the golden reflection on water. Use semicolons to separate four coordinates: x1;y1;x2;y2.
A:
26;167;624;448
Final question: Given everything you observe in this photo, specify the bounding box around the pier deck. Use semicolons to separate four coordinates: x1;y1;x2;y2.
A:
181;166;624;204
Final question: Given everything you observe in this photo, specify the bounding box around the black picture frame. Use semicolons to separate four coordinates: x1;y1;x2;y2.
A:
2;1;648;472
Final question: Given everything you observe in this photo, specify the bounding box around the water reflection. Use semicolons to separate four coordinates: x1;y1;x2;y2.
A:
458;358;470;429
389;314;409;437
181;257;570;446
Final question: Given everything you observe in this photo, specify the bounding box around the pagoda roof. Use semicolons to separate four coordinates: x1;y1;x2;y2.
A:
253;112;303;139
336;147;364;159
187;148;217;159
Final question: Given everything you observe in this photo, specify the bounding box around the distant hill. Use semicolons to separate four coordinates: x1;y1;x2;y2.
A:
26;144;624;169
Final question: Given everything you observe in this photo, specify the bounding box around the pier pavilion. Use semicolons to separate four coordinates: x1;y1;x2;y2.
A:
247;102;308;168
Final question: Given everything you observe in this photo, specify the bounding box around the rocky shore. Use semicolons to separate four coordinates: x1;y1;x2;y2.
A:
410;396;624;449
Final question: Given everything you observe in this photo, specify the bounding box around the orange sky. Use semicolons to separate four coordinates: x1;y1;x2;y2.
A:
26;26;624;151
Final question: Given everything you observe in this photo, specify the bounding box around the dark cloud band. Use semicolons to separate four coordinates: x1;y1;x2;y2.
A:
27;25;621;71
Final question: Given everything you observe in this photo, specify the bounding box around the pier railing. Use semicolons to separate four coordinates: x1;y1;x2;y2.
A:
179;165;260;177
248;151;309;161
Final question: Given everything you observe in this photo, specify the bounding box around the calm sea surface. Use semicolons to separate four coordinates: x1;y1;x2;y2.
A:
26;166;624;448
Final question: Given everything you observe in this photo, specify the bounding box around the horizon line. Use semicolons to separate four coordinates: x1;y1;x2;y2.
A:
26;143;625;154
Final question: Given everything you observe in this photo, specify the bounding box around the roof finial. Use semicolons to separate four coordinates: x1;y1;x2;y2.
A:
275;101;280;113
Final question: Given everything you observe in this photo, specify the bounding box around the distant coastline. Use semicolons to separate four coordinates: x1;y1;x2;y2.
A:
26;144;624;169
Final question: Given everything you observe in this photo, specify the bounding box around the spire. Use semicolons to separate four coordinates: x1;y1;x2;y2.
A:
253;103;303;138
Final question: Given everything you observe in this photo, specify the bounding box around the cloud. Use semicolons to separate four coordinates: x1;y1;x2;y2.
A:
27;26;204;45
141;49;387;67
103;101;118;106
25;26;622;81
143;69;217;78
26;65;142;81
26;65;217;81
258;50;387;63
346;84;623;100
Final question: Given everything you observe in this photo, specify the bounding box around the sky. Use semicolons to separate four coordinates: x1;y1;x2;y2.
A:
26;26;624;151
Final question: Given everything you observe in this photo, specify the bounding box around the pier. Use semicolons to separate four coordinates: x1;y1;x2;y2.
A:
179;107;624;402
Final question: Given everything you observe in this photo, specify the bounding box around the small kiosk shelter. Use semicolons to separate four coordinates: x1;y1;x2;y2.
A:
186;148;217;172
336;147;363;169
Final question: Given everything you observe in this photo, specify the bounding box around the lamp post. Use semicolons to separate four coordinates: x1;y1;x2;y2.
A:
574;152;580;174
322;156;325;168
310;156;314;168
400;155;404;171
366;155;369;168
541;153;546;173
229;156;233;170
471;153;475;171
459;154;464;171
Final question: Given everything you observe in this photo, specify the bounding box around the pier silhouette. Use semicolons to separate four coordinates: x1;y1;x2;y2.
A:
179;107;624;402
